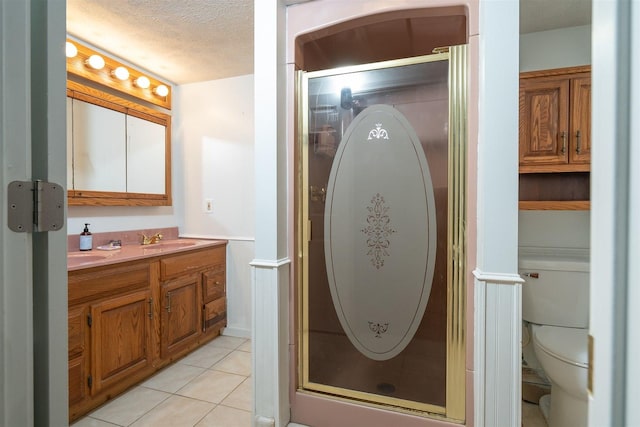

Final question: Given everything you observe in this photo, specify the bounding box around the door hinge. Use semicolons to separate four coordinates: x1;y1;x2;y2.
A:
87;314;92;327
588;334;594;395
87;375;92;389
7;180;64;232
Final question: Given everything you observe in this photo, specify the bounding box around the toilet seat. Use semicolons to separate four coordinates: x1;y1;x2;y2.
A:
534;326;588;368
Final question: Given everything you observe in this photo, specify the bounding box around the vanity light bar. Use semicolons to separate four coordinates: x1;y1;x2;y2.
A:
66;38;172;110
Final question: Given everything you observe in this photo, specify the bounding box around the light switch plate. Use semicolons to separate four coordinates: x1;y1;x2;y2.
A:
204;198;213;213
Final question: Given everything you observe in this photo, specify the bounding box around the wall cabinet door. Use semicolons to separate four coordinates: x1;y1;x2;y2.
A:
161;274;202;358
90;289;153;394
71;98;127;191
519;77;570;166
126;114;167;195
569;77;591;164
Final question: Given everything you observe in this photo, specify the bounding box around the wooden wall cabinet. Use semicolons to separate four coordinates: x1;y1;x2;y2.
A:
518;65;591;210
519;66;591;172
68;243;227;422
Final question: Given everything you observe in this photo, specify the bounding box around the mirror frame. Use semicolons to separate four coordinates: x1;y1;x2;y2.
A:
67;80;172;206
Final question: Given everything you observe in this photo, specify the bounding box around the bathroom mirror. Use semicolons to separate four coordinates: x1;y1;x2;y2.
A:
66;80;172;206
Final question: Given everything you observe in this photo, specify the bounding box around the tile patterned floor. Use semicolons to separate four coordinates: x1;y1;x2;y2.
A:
72;335;547;427
72;336;251;427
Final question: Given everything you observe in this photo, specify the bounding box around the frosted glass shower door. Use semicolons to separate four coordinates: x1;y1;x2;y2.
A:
299;47;467;420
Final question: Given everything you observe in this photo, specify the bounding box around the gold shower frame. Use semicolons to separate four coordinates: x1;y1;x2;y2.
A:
296;45;468;423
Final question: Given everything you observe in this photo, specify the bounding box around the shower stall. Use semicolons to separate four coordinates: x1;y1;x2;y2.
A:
297;45;468;421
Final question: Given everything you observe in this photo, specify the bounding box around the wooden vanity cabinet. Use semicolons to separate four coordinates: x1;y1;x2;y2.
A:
68;261;156;420
68;242;228;422
158;245;227;359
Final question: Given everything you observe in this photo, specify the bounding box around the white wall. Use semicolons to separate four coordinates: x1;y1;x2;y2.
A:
67;205;181;234
176;74;255;337
518;25;591;250
520;25;591;72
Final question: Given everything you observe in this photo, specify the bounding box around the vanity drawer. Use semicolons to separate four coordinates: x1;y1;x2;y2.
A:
68;261;150;305
160;246;225;280
202;270;225;303
203;297;226;331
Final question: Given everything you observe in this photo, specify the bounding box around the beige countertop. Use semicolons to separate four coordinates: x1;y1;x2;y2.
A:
67;238;227;272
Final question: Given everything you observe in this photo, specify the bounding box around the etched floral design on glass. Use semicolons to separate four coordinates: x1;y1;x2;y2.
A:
361;193;396;269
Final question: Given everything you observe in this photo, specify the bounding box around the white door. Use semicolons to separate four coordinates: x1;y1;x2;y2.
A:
0;1;67;425
589;0;639;426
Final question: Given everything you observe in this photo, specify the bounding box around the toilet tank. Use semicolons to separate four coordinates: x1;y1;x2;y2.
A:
519;248;590;328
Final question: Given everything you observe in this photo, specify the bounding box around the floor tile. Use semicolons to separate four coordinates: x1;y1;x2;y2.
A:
89;386;171;426
176;369;246;404
221;377;252;411
237;340;251;353
207;335;247;350
195;405;251;427
71;417;120;427
179;344;234;369
129;395;214;427
212;350;251;376
141;363;205;393
522;401;548;427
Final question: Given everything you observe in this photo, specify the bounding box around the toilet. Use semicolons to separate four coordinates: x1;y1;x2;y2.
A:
520;248;589;427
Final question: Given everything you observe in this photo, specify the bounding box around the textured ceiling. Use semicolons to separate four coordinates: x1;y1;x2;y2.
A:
520;0;592;34
67;0;253;84
67;0;591;85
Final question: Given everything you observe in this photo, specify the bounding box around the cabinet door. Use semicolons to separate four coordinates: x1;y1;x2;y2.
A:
90;289;153;394
161;274;202;358
569;77;591;165
519;78;569;166
68;306;89;408
126;114;166;195
72;98;127;192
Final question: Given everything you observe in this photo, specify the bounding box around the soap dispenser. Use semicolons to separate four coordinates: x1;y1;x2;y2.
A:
79;223;93;251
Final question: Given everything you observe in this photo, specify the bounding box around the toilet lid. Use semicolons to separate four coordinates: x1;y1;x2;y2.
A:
535;326;588;368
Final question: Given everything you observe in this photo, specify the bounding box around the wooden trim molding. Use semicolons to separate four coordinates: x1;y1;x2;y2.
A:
519;64;591;80
519;200;590;210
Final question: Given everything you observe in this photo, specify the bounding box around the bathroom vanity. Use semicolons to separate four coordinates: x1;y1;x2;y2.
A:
67;238;227;421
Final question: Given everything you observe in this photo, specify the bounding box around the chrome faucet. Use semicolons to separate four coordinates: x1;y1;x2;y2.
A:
140;232;163;245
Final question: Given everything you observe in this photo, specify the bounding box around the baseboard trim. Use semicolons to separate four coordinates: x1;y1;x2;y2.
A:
222;327;251;339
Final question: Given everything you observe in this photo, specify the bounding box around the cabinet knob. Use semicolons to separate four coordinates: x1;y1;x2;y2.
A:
560;131;567;154
576;130;582;154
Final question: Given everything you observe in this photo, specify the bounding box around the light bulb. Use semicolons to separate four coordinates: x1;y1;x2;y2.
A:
65;42;78;58
112;66;129;81
86;54;105;70
154;84;169;97
135;76;150;89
